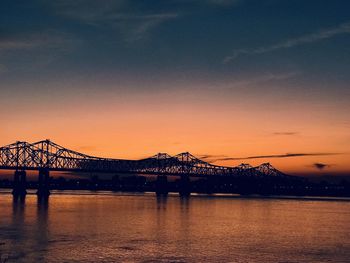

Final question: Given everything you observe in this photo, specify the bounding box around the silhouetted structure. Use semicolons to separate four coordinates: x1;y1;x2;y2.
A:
156;175;168;196
12;170;27;197
2;139;348;197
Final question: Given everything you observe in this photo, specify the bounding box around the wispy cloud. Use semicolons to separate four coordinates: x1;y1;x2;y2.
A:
0;31;77;52
112;13;179;42
216;152;342;161
75;145;98;152
273;132;299;136
224;21;350;63
222;71;300;89
0;39;41;51
49;1;179;42
174;0;241;6
204;0;241;6
198;154;228;162
0;31;79;71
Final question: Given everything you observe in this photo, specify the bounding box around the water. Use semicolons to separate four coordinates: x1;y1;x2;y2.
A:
0;191;350;263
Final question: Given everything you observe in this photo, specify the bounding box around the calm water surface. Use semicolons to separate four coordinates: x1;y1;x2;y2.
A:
0;191;350;263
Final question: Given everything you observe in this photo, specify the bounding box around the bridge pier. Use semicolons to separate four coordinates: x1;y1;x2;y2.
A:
205;176;217;194
155;175;168;196
112;175;120;191
37;168;50;198
12;170;27;197
179;175;191;197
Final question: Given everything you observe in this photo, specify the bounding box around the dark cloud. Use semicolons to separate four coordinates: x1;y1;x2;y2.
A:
313;163;331;170
197;154;229;162
198;154;224;159
216;152;342;161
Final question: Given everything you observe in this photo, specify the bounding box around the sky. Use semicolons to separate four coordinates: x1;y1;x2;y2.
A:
0;0;350;177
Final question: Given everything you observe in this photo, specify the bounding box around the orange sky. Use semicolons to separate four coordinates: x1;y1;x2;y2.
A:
1;0;350;179
1;81;349;177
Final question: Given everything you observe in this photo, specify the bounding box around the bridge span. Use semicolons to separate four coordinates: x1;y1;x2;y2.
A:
0;139;294;197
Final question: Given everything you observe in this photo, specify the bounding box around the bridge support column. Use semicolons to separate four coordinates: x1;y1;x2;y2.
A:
205;176;217;194
112;175;120;191
37;168;50;198
155;175;168;196
179;175;191;197
12;170;27;197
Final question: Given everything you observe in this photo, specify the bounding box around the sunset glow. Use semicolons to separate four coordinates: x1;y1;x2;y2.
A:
1;0;349;177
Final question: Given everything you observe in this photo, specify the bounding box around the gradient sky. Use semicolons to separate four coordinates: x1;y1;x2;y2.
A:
1;0;350;177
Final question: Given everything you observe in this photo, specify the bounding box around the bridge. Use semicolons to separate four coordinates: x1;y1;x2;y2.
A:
0;139;295;197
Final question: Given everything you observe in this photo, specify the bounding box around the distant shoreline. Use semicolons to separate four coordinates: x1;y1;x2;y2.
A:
1;188;350;202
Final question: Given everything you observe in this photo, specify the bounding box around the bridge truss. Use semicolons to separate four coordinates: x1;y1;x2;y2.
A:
0;140;290;178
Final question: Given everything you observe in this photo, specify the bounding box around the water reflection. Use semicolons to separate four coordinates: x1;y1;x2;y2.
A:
0;192;349;263
156;195;167;210
35;197;49;262
179;196;190;212
12;195;26;219
10;195;26;262
7;196;50;262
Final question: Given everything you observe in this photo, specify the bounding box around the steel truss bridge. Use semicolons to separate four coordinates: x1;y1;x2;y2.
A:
0;139;290;178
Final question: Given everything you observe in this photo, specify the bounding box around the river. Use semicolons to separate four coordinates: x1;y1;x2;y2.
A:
0;191;350;262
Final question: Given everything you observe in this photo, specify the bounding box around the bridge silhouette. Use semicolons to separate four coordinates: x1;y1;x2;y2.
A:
0;139;294;197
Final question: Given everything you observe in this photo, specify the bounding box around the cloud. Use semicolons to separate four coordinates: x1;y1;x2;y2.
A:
0;31;79;71
224;21;350;63
112;13;179;42
49;1;179;42
222;71;300;89
0;39;40;51
273;132;298;136
50;0;123;20
75;145;98;152
313;163;330;170
217;152;342;161
205;0;241;6
198;154;228;162
0;31;77;52
174;0;241;6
